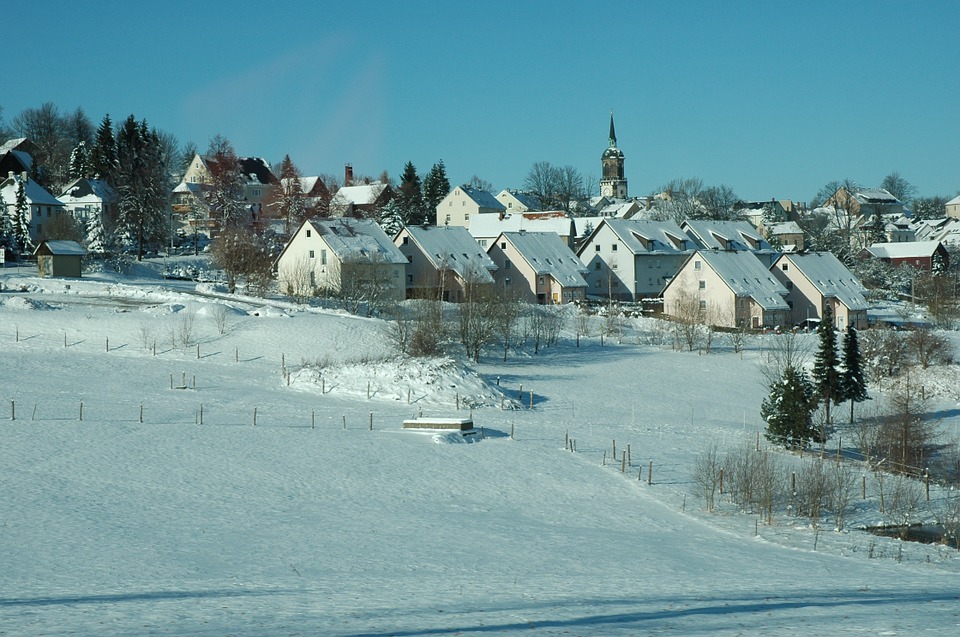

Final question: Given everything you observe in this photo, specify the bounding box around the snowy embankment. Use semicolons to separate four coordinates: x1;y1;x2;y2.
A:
1;268;958;636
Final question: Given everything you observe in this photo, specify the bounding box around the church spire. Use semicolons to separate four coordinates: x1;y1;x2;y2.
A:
608;110;617;148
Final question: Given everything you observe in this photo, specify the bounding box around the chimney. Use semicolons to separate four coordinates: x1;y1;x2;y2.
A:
344;164;354;186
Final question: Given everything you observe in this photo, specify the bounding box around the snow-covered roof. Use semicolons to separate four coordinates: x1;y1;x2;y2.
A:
767;221;803;235
3;148;33;172
496;189;542;211
59;178;117;203
695;250;789;311
775;252;870;311
0;174;64;207
469;211;573;239
34;240;87;256
334;183;387;206
867;240;943;260
682;220;775;254
400;225;496;283
459;185;505;211
173;180;204;195
498;231;588;287
307;218;407;264
598;200;640;218
854;188;900;204
947;195;960;206
585;218;691;255
0;138;31;155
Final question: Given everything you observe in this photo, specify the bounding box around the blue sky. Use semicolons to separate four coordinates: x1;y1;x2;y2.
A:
6;1;957;203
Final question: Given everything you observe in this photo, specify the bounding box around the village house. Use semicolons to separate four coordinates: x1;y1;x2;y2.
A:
864;240;949;272
280;176;331;222
58;177;117;229
487;231;589;304
274;217;407;301
0;138;36;177
947;195;960;220
763;221;805;251
662;249;790;329
0;172;66;244
437;185;505;228
496;189;542;212
824;187;904;219
681;219;779;266
770;252;870;330
394;225;497;301
576;218;692;301
469;211;576;249
181;152;279;230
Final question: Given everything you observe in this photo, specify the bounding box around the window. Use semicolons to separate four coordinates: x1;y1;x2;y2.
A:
612;262;618;269
500;242;506;249
781;263;788;271
694;260;702;271
698;280;705;289
612;244;618;251
504;259;511;270
699;300;707;310
505;277;511;286
539;277;545;285
465;213;470;221
306;229;311;237
252;189;261;197
321;250;327;265
309;250;315;259
402;236;409;245
478;239;487;247
508;202;513;208
595;262;601;270
595;244;601;252
445;214;451;223
407;274;413;284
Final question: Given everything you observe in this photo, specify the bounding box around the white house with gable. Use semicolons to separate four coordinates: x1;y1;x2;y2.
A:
487;231;589;304
577;218;693;301
663;249;790;329
437;185;505;228
0;173;66;244
394;225;497;301
770;252;870;330
275;217;407;301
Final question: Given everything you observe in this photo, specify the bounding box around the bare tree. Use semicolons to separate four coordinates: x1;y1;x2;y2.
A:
905;327;952;369
877;372;937;473
691;442;724;512
885;474;923;537
210;227;274;295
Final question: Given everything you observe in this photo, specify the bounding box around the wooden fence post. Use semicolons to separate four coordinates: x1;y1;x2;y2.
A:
10;400;13;421
139;403;143;423
369;411;373;431
79;401;83;422
312;410;315;429
648;461;653;485
200;403;204;425
253;406;257;426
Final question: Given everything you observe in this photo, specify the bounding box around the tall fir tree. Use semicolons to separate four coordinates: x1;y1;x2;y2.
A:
811;305;842;434
89;114;118;185
839;325;868;423
0;189;10;249
397;161;424;225
761;365;819;450
376;199;405;237
84;210;107;254
68;141;91;180
14;178;33;254
115;116;169;260
422;160;450;224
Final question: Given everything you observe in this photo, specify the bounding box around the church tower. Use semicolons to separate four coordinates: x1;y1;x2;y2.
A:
600;111;628;199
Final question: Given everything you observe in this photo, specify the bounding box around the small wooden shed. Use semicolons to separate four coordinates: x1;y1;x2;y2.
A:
33;240;87;278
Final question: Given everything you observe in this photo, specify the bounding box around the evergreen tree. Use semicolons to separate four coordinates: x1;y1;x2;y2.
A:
397;161;424;225
422;160;450;224
377;199;405;237
14;179;32;254
0;189;10;250
84;211;107;254
115;116;169;260
839;325;868;423
811;305;842;433
89;114;118;184
761;365;818;450
68;141;91;180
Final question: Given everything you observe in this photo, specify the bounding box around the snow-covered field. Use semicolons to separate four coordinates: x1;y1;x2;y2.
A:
2;262;959;636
